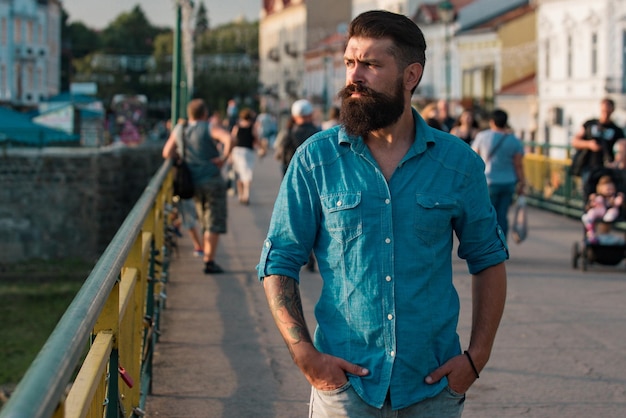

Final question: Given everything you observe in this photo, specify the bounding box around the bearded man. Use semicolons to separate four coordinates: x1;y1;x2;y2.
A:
257;10;508;418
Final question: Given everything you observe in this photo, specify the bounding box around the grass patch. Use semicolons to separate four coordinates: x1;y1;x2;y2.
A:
0;259;93;393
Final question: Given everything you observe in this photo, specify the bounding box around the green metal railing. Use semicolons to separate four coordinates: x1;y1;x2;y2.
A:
0;159;175;418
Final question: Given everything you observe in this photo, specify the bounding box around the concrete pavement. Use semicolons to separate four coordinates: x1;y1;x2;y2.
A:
145;156;626;417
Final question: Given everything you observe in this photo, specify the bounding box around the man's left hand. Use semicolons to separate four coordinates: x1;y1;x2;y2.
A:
424;353;477;394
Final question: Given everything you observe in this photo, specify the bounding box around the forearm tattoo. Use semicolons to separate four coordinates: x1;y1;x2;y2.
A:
267;275;312;347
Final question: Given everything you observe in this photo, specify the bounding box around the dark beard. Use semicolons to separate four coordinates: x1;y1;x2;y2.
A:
338;80;405;137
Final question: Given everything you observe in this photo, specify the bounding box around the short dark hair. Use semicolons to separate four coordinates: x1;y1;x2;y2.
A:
187;98;208;120
348;10;427;70
491;109;508;129
602;98;615;109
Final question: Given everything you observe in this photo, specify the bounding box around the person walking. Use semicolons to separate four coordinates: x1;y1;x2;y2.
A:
163;98;233;274
162;119;204;256
472;109;526;239
450;108;480;145
258;10;508;417
255;107;278;150
437;99;456;132
571;98;625;182
230;108;265;205
273;99;320;175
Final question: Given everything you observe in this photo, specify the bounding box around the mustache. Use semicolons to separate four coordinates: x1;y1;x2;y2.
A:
338;83;376;100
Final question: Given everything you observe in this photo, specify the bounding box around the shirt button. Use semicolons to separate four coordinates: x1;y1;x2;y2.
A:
385;199;390;204
385;276;392;282
336;200;342;207
387;314;393;320
265;241;270;248
390;351;395;357
385;238;391;244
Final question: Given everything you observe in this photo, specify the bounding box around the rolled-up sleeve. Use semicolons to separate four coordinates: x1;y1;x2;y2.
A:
257;151;319;282
456;155;509;274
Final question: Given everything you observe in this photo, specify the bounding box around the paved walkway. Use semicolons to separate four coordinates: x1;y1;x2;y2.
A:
145;157;626;417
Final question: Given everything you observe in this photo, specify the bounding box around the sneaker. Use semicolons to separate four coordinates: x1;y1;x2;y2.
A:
193;249;204;257
204;260;224;274
169;226;183;238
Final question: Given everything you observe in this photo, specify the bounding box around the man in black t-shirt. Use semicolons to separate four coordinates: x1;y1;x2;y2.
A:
275;99;321;175
572;98;625;181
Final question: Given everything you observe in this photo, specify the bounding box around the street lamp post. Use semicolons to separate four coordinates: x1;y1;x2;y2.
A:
172;0;194;123
172;3;182;123
438;1;455;103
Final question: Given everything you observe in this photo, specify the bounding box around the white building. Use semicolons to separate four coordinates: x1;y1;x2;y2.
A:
536;0;626;158
302;31;347;119
259;0;351;117
0;0;61;108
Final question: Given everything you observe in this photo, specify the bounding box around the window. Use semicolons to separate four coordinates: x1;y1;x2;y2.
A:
14;18;21;43
26;64;33;90
544;39;550;79
567;35;573;78
1;18;6;45
27;21;33;44
0;64;5;98
591;32;598;75
622;30;626;94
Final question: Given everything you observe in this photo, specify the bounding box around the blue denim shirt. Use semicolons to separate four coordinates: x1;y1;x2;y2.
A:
257;110;508;409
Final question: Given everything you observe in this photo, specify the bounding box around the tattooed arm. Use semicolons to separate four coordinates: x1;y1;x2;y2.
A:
263;275;369;390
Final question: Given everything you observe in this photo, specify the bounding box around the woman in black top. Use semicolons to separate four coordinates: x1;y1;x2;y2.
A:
231;108;265;205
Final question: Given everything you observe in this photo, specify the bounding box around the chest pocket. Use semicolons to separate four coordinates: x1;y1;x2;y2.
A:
321;192;362;243
414;194;457;244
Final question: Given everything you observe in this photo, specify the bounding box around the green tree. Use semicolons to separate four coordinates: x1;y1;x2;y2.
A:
152;31;174;73
194;20;258;56
100;5;166;55
66;22;101;59
191;21;259;113
195;1;209;35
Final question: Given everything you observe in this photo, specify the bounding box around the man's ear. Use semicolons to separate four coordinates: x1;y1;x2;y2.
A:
404;62;423;92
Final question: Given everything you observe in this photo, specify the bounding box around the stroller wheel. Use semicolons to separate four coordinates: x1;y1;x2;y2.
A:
571;242;579;269
581;246;589;272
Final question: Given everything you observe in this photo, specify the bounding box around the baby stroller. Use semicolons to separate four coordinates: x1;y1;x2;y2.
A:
572;167;626;271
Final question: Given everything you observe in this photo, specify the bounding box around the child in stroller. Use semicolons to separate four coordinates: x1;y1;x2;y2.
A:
573;167;626;270
581;173;624;243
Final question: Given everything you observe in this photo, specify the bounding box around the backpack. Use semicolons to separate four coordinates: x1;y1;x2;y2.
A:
282;123;320;166
172;123;194;199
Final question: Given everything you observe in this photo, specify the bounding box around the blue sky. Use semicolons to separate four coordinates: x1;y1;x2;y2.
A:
62;0;261;30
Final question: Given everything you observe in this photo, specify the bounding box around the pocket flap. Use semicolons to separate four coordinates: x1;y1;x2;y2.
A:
416;194;457;209
322;192;361;213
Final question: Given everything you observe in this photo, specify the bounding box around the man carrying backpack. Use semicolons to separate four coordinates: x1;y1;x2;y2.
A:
275;99;320;175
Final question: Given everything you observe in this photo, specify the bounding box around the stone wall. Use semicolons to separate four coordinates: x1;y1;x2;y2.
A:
0;142;165;263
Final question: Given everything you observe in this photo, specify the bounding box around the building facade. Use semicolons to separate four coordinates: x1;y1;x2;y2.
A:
259;0;351;116
0;0;61;108
536;0;626;158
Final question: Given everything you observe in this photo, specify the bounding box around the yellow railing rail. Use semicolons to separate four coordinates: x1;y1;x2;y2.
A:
0;160;175;418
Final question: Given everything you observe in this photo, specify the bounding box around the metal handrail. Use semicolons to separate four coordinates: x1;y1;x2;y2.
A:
0;159;174;418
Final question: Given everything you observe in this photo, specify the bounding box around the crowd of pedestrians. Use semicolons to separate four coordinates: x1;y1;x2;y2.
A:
156;8;626;416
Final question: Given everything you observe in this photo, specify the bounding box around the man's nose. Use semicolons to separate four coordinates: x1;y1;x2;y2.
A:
346;65;365;85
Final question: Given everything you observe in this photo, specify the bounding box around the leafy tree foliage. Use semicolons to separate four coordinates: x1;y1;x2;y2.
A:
195;1;210;36
99;5;168;54
195;20;258;56
66;22;101;59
